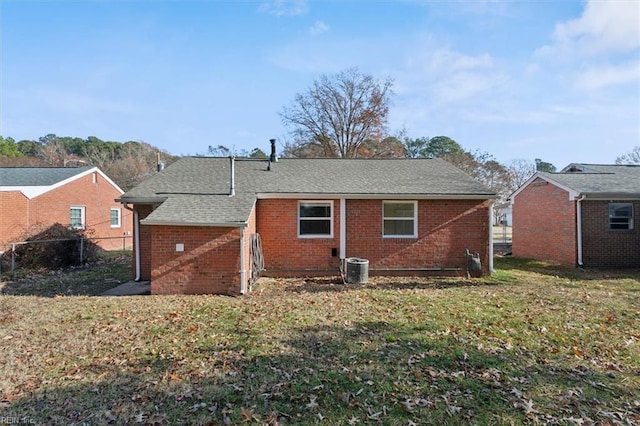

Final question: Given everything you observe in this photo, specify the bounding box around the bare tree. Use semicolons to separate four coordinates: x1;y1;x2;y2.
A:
507;159;536;191
616;146;640;164
280;67;393;158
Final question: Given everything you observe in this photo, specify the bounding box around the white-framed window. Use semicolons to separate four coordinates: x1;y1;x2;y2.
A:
70;206;86;230
383;201;417;238
609;203;633;230
298;201;333;238
110;208;121;228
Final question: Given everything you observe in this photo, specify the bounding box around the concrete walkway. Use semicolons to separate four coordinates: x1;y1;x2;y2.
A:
100;281;150;296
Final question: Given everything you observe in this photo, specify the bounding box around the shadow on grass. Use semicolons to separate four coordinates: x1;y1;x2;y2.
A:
278;275;501;294
494;256;640;281
3;321;637;425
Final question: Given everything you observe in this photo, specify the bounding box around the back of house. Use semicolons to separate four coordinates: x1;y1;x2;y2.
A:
117;153;497;295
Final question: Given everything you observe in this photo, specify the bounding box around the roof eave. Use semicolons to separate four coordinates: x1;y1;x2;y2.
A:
116;196;168;204
257;192;497;200
140;219;247;228
580;192;640;200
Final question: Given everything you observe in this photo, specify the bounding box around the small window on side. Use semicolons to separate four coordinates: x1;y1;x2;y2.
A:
110;208;121;228
70;206;85;230
609;203;633;230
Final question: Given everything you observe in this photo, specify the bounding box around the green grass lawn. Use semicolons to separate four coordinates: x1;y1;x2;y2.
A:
1;257;638;425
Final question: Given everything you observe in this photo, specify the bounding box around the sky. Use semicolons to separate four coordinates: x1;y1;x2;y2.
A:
1;0;639;169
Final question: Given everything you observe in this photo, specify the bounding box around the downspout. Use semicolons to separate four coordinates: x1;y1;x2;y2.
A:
576;195;585;267
239;227;247;294
340;198;346;267
489;200;494;273
123;203;141;281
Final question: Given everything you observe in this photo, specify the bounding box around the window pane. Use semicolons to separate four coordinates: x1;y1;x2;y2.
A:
70;208;83;229
384;219;414;236
609;203;633;230
110;209;120;226
384;203;414;218
610;204;632;218
300;220;331;235
300;204;331;218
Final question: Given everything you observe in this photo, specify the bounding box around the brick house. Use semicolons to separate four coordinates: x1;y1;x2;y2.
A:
0;167;132;251
510;163;640;267
117;146;496;295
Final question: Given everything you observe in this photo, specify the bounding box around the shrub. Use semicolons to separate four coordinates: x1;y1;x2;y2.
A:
0;223;103;271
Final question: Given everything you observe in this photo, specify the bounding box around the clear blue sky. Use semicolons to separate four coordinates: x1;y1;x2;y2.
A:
1;0;638;169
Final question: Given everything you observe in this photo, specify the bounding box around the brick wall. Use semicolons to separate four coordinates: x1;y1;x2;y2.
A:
257;199;341;276
257;198;491;276
512;180;577;265
581;200;640;267
348;199;490;274
149;225;241;295
0;192;29;251
0;171;131;251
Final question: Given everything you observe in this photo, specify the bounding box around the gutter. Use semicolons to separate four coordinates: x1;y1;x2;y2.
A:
340;198;346;261
122;203;141;281
257;193;498;200
489;200;494;273
240;227;247;294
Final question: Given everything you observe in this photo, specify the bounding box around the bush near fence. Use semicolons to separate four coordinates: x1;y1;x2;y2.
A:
0;223;131;273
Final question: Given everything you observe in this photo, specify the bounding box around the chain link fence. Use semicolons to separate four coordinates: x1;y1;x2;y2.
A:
0;235;132;275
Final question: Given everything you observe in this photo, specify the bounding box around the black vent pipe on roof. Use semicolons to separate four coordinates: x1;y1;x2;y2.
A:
269;138;277;162
229;156;235;197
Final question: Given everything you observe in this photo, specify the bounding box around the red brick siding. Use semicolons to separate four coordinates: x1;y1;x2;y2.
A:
257;199;341;276
581;200;640;268
347;199;490;274
0;192;29;251
512;180;577;265
150;225;241;295
257;198;490;276
0;171;131;250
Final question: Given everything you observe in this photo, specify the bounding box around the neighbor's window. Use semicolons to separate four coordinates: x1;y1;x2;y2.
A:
110;208;121;228
70;206;85;230
609;203;633;230
383;201;417;237
298;201;333;237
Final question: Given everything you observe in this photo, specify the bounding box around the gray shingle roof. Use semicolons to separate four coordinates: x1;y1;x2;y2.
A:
0;167;93;186
539;164;640;196
119;157;495;226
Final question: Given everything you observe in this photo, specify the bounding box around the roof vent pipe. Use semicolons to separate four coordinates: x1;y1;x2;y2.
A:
229;156;235;197
269;138;278;162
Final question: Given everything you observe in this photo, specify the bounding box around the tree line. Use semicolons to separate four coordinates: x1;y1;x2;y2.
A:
2;67;637;202
0;134;179;191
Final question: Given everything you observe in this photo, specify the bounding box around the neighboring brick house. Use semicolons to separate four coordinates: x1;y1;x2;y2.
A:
0;167;132;251
117;146;496;295
510;163;640;268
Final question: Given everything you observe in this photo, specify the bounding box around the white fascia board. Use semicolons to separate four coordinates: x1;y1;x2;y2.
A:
0;186;48;199
579;193;640;200
0;167;123;200
257;193;497;200
508;172;579;203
